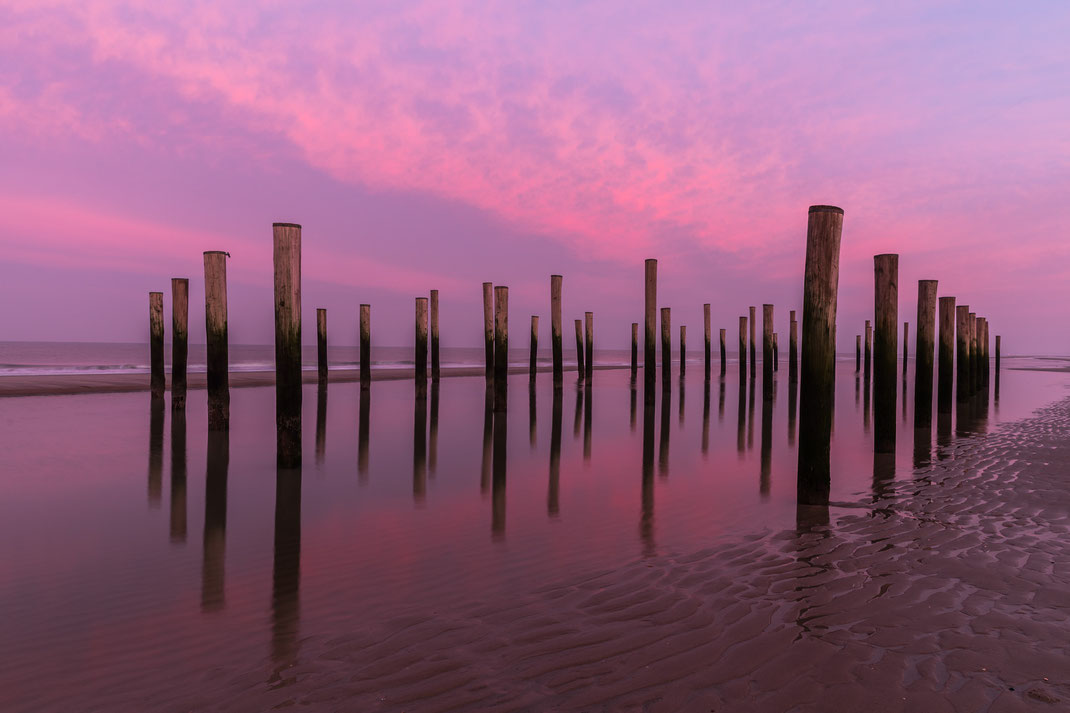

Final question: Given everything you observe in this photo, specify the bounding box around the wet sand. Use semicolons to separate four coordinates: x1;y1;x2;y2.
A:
0;363;625;398
146;396;1068;712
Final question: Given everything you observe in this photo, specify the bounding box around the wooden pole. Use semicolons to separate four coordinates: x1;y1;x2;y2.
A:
149;291;165;401
273;222;302;468
551;275;563;386
644;259;657;401
483;282;494;382
968;311;978;396
789;310;798;382
914;280;938;427
630;322;638;381
317;308;328;387
864;320;872;381
982;318;990;386
972;314;981;395
679;324;686;375
494;286;508;412
704;304;711;381
762;304;774;398
938;296;955;411
749;305;757;379
171;278;188;409
903;321;909;376
956;305;970;402
430;289;440;381
738;316;747;381
359;304;371;390
574;319;585;381
661;307;671;391
584;311;594;380
719;328;727;377
873;254;898;454
415;297;428;400
203;251;229;431
798;205;843;505
529;315;539;382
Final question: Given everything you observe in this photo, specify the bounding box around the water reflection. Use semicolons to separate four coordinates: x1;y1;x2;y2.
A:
481;386;492;494
358;388;370;480
548;387;562;518
640;396;656;556
315;386;327;467
529;383;537;450
271;465;302;672
492;409;507;539
413;394;427;504
583;382;592;462
658;386;670;477
630;385;637;431
787;374;797;446
573;383;583;440
202;430;229;613
863;373;871;434
747;375;756;451
170;407;187;544
148;399;164;508
678;376;685;426
718;379;725;423
760;379;774;498
429;382;439;474
702;382;710;456
873;452;896;502
736;377;746;456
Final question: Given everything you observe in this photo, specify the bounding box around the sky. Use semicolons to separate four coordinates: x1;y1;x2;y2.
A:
1;1;1068;353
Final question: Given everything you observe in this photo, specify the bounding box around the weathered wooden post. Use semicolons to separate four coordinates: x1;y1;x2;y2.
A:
149;291;165;401
972;314;982;394
551;275;563;386
738;316;747;381
273;222;302;468
574;319;585;381
359;304;371;390
644;260;657;402
584;311;593;380
789;309;798;382
719;328;727;377
171;278;189;409
483;282;494;382
704;304;711;381
968;311;978;396
956;305;971;402
773;333;779;371
630;322;638;381
762;304;774;398
317;308;328;387
661;307;671;390
903;321;909;376
914;280;938;427
494;286;509;412
430;289;440;381
798;205;843;505
855;335;861;373
679;324;687;375
204;251;229;430
938;296;955;411
529;315;539;382
415;297;428;400
864;320;872;381
983;320;990;386
873;254;898;454
749;305;757;378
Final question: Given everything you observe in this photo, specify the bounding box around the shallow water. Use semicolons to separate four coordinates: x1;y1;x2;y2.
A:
0;357;1065;711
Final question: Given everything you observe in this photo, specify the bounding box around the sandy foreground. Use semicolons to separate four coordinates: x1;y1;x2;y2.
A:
120;396;1065;712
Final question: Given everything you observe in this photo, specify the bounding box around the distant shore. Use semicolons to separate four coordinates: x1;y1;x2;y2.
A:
0;363;629;398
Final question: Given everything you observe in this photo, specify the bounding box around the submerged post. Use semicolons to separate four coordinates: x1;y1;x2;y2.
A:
630;322;639;381
749;305;757;379
679;324;686;374
529;316;539;382
494;286;508;412
873;254;898;454
360;304;371;390
430;289;440;381
171;278;189;409
914;280;938;427
644;260;657;401
938;296;955;410
149;291;165;401
551;275;563;386
483;282;494;381
317;308;328;387
204;251;229;430
798;205;843;505
661;307;671;390
956;305;970;402
273;222;302;468
415;297;428;399
584;311;593;380
719;328;727;377
762;304;774;398
789;309;798;381
704;304;711;381
574;319;585;381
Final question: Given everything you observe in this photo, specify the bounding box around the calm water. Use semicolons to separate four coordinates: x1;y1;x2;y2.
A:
0;356;1066;711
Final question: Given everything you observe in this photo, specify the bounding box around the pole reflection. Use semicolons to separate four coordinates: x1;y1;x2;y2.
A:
492;409;507;539
148;399;164;508
760;380;773;498
413;393;427;504
583;381;592;462
271;465;302;672
702;381;710;456
658;385;670;477
481;385;492;495
169;406;187;544
429;381;439;474
548;387;562;518
529;382;537;450
202;429;229;613
315;385;327;467
640;393;656;557
358;387;370;481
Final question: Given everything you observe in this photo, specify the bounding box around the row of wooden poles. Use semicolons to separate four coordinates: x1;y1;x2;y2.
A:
148;213;1000;498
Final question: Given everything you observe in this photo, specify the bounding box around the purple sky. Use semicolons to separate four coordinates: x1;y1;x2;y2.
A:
1;1;1068;353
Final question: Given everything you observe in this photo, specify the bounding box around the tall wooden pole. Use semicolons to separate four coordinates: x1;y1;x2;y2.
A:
273;222;302;468
913;280;938;427
938;296;955;411
762;304;774;397
415;297;428;400
738;316;747;381
574;319;585;381
317;308;328;387
956;305;971;402
703;304;711;381
430;289;440;381
719;328;727;377
171;278;189;409
551;275;563;386
483;282;494;382
982;318;990;386
630;322;638;381
661;307;671;391
789;309;798;383
968;311;978;396
494;286;508;412
529;316;539;382
149;292;165;401
873;254;898;454
679;324;686;374
798;205;843;505
584;311;594;380
749;305;757;379
359;304;371;390
204;251;229;430
644;260;657;402
972;314;982;394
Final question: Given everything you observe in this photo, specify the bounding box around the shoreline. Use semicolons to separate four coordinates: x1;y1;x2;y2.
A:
0;363;629;398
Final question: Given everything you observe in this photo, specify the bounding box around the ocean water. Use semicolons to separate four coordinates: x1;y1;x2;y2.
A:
0;353;1066;710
